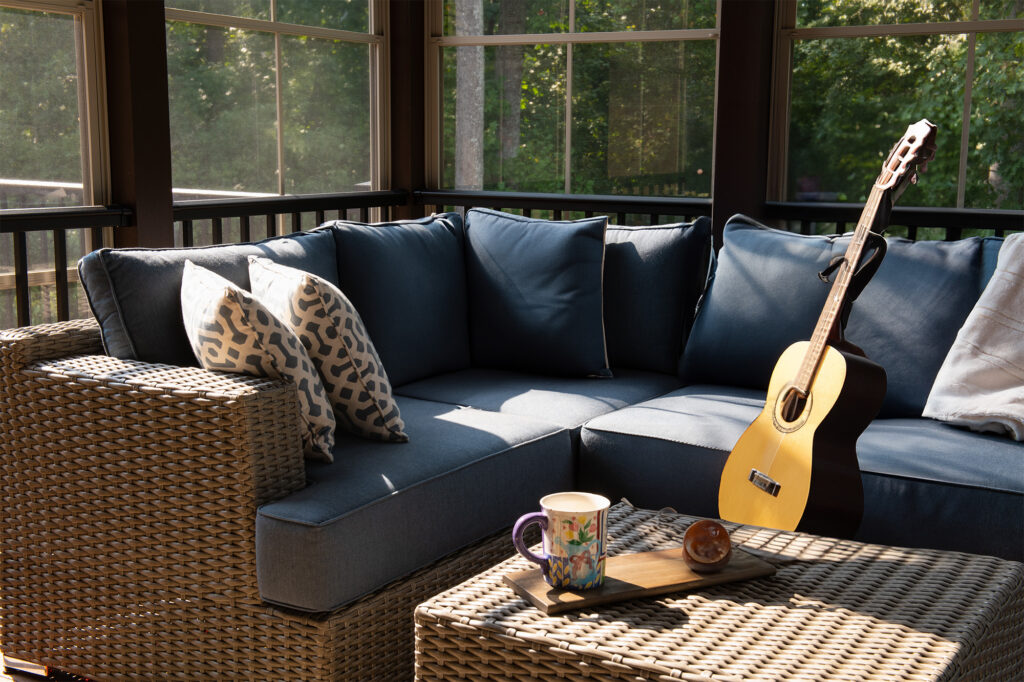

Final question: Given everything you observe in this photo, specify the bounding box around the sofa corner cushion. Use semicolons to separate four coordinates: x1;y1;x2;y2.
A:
678;216;832;390
255;396;572;612
78;228;338;366
604;216;712;374
180;260;336;460
328;213;470;387
465;208;611;377
248;257;408;443
679;214;987;417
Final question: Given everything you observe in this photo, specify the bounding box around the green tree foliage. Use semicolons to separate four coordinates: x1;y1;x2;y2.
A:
790;0;1023;210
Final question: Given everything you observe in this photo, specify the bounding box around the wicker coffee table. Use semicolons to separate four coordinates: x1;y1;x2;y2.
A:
415;502;1023;680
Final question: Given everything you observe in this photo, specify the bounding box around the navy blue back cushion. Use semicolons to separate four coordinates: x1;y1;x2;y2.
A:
78;229;338;366
465;208;611;377
328;213;471;387
680;215;989;417
604;217;712;374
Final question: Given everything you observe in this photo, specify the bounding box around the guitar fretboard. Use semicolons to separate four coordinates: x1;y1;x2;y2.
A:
792;184;885;396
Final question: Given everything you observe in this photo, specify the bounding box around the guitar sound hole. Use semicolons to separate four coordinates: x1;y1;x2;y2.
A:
780;388;807;424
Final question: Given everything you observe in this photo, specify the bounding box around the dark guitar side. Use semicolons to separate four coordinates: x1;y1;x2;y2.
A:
799;349;886;538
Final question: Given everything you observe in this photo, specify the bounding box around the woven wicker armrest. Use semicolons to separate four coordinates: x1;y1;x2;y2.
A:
0;327;308;622
0;318;105;369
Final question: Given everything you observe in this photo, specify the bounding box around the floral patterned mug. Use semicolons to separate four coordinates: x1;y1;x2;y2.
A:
512;492;610;590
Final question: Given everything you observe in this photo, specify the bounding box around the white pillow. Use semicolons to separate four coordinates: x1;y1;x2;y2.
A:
923;233;1024;440
180;260;336;460
248;257;408;443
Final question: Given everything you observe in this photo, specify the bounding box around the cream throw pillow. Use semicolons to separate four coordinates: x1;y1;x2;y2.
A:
248;257;408;443
923;233;1024;440
180;260;336;460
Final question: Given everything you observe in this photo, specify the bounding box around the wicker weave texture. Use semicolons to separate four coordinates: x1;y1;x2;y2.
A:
415;503;1024;681
0;321;533;680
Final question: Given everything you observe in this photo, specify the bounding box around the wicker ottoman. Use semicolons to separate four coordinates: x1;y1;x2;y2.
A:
415;502;1023;681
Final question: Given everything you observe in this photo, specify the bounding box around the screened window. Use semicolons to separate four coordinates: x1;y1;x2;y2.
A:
165;0;381;200
0;0;106;328
777;0;1024;211
432;0;717;197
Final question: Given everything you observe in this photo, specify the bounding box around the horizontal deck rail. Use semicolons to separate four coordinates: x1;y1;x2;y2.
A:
172;190;410;246
766;201;1023;240
415;189;712;225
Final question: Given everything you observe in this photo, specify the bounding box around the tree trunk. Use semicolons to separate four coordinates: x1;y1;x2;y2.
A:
455;0;484;190
497;0;525;161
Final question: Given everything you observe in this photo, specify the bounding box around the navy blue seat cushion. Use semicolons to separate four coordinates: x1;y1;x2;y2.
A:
78;229;338;366
328;213;471;387
396;367;681;431
465;208;611;377
679;215;990;417
604;218;712;374
579;385;1023;561
255;396;571;612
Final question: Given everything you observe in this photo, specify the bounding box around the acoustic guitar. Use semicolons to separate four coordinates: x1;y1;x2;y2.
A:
718;119;937;538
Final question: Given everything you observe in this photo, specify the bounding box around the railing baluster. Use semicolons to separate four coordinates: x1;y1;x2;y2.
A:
616;212;626;225
315;210;325;226
181;220;193;247
266;214;275;239
907;225;918;240
53;229;69;322
240;215;251;242
13;231;29;327
291;212;301;233
89;226;104;252
359;207;369;223
648;213;657;226
211;217;223;244
945;226;962;241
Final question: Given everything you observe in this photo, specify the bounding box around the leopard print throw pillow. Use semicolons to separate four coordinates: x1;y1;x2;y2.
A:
248;257;408;443
180;260;336;461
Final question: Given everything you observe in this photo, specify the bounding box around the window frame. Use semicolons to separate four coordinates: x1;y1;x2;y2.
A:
423;0;720;194
163;0;389;196
0;0;109;207
768;1;1024;206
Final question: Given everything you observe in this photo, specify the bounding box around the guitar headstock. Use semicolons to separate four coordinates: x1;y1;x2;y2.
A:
875;119;937;201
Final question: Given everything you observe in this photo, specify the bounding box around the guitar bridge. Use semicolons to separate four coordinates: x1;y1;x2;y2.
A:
748;469;781;497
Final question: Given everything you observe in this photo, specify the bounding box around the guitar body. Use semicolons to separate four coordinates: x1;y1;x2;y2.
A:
718;341;885;538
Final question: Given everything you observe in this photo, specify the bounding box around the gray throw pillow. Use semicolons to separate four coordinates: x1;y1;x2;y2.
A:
180;260;336;460
248;257;408;443
465;208;612;378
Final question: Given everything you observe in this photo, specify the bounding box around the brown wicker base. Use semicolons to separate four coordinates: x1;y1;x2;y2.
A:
415;503;1024;681
1;319;533;681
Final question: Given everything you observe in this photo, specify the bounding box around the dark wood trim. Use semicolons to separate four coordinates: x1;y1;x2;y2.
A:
388;0;426;219
172;190;408;221
103;0;174;248
0;206;133;233
414;189;711;218
711;0;777;247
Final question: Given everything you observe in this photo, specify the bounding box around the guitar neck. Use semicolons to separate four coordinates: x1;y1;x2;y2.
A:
793;184;886;395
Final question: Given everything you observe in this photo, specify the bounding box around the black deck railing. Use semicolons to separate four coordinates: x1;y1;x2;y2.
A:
0;206;132;327
2;190;1021;330
766;201;1023;240
415;189;712;225
172;189;409;247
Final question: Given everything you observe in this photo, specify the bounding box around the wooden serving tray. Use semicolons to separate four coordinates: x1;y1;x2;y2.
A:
503;547;775;614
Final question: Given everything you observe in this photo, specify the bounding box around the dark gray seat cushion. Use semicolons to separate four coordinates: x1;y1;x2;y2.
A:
256;396;571;612
395;367;681;431
579;385;1024;561
328;213;471;387
604;218;712;374
679;215;994;417
78;229;339;365
465;208;611;377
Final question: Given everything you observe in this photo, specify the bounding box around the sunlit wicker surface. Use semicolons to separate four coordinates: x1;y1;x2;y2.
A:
415;502;1024;681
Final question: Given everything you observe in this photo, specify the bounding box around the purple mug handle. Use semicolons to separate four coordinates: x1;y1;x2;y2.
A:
513;512;549;577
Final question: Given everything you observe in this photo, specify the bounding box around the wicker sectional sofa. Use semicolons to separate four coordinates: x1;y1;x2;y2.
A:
0;211;1020;680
